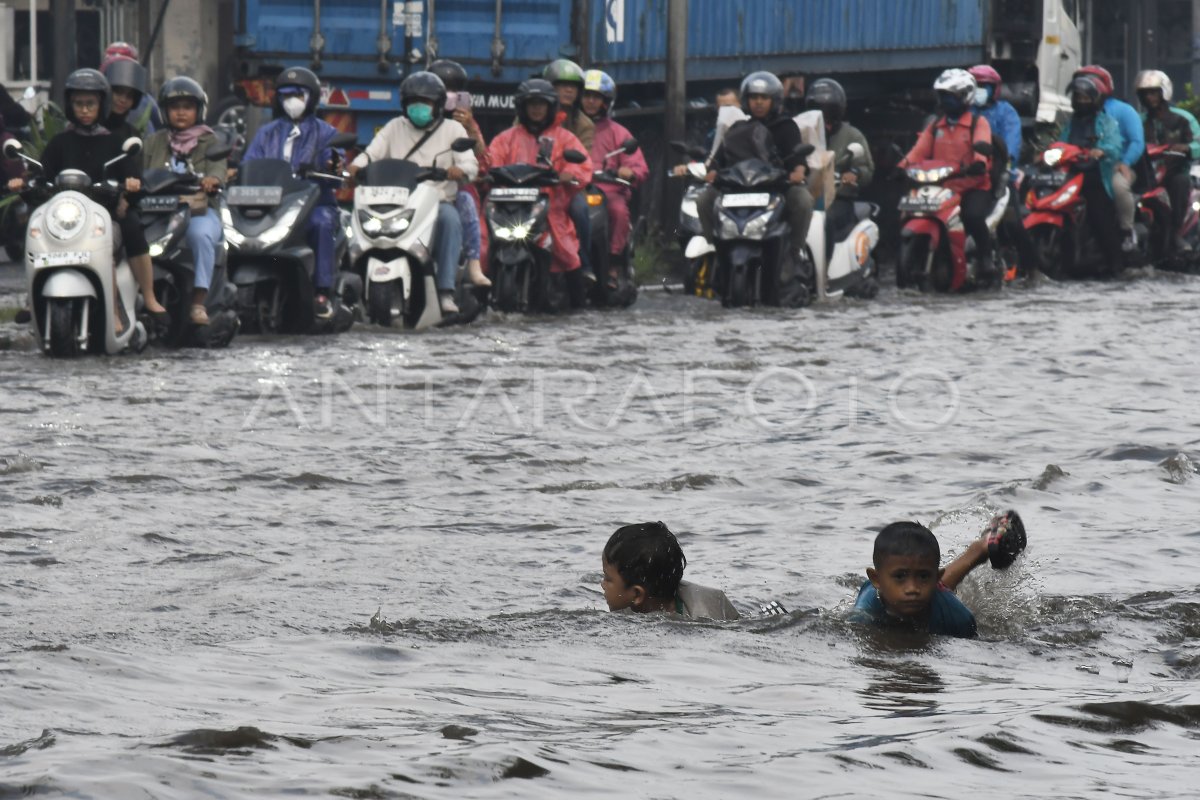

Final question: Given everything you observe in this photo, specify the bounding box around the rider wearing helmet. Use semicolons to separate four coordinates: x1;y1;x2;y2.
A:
349;70;480;314
697;70;816;262
140;76;227;326
100;41;163;132
900;68;995;269
244;66;350;317
968;64;1038;277
1135;70;1198;252
805;77;873;241
1061;75;1125;272
488;78;594;304
6;68;166;327
580;70;648;284
544;59;598;284
102;56;156;136
1074;65;1144;251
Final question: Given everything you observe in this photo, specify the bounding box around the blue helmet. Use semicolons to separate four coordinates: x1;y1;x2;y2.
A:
582;69;617;114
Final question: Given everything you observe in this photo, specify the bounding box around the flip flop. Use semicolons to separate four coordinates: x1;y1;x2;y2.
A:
985;510;1027;570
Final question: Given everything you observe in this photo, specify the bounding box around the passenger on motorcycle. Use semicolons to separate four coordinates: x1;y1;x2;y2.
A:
141;77;226;326
1060;75;1125;272
544;59;597;284
1074;65;1145;252
580;70;649;287
100;41;162;132
102;57;155;136
804;78;873;243
428;58;491;288
1135;70;1198;253
7;68;167;331
968;64;1038;276
696;71;815;262
349;70;479;314
898;69;995;269
243;67;347;318
487;78;593;293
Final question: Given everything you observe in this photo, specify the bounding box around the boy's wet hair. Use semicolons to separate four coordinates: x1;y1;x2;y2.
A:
603;522;687;601
873;522;940;568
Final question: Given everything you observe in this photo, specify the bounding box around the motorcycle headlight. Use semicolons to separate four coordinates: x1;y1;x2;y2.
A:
258;205;304;247
680;197;699;218
741;199;781;239
221;205;245;247
356;208;413;238
1049;183;1078;208
494;222;532;241
1043;148;1063;167
46;198;86;241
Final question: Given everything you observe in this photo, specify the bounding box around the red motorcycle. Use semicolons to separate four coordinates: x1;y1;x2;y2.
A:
1023;141;1112;279
896;154;1011;292
1137;142;1198;265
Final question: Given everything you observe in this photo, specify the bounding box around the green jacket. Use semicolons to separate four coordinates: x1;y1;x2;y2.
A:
826;122;874;200
140;130;227;212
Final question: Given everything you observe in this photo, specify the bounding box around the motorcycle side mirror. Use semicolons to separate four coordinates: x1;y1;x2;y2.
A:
790;143;816;161
563;149;588;164
621;137;640;154
847;142;865;158
122;136;143;156
451;137;476;152
3;140;22;160
329;132;357;149
973;141;993;157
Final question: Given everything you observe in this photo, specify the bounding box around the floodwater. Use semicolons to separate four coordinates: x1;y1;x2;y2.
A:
2;274;1199;798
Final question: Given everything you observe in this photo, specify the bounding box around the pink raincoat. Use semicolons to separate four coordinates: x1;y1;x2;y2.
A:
589;116;649;254
487;117;593;271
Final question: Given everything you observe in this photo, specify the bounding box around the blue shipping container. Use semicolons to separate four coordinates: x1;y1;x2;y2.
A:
589;0;989;84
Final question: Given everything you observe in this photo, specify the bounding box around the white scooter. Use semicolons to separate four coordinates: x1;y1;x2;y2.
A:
350;137;477;330
807;142;880;300
6;138;148;356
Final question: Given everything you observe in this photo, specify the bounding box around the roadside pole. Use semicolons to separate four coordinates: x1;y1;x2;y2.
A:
663;0;687;236
1193;0;1200;97
50;0;75;105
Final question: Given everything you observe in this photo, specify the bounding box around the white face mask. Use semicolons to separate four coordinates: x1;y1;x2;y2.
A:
282;95;307;120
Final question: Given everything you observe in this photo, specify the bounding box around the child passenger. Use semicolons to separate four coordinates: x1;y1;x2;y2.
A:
852;511;1027;638
600;521;740;621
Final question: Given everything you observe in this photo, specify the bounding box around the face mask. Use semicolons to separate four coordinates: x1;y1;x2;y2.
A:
407;102;434;128
973;87;989;107
282;96;307;120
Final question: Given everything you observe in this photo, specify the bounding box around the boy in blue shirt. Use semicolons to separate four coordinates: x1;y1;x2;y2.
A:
852;512;1027;638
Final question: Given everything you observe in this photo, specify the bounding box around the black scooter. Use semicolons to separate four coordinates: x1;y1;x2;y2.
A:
224;131;361;334
585;137;640;308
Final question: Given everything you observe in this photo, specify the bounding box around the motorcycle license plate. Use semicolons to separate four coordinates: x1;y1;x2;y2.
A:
1030;172;1066;188
723;193;770;208
490;187;540;201
898;194;941;212
227;186;284;206
356;186;409;205
139;195;180;213
32;251;89;267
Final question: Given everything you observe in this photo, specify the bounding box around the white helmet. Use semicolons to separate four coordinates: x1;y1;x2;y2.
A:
1135;69;1173;103
933;68;978;105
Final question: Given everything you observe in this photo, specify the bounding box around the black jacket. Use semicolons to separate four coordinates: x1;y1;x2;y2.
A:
712;113;806;171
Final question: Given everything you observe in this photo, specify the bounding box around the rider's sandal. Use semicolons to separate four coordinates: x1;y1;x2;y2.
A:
985;510;1027;570
190;304;210;326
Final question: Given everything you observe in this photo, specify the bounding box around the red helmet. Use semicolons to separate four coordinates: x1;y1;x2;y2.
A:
1075;65;1114;97
968;64;1002;93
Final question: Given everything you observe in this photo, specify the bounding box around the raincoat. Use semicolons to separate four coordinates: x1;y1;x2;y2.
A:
589;116;648;254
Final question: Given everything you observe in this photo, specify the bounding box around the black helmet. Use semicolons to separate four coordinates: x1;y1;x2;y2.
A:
515;78;559;134
158;76;208;121
64;68;110;126
543;59;584;87
101;58;147;104
274;66;321;118
400;71;447;117
739;71;784;117
805;78;847;127
1068;75;1101;114
428;59;468;92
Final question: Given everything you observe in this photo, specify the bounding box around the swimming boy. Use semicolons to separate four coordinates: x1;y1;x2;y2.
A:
600;521;740;621
852;511;1027;638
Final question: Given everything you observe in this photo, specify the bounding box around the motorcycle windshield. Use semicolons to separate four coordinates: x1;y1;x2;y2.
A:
490;164;558;187
715;159;788;190
238;158;310;193
142;168;194;195
359;159;422;189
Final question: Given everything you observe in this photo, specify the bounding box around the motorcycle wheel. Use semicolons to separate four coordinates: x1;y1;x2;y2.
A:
493;264;522;312
4;239;23;263
368;281;397;327
1030;224;1067;280
726;264;752;308
47;298;82;357
898;237;931;291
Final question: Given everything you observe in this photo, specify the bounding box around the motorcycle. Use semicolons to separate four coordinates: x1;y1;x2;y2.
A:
6;137;148;357
138;141;240;348
223;131;361;334
1134;143;1200;271
1022;141;1115;280
584;137;641;308
669;140;716;298
349;137;484;329
711;145;816;308
484;146;590;314
897;143;1012;292
807;142;879;300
